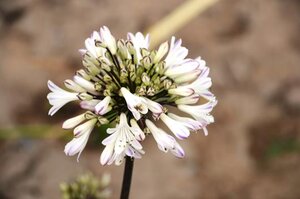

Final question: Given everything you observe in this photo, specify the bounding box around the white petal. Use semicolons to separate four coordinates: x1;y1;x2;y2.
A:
73;119;97;137
145;119;183;157
168;87;194;96
100;144;114;165
100;26;117;54
142;97;163;114
47;81;79;116
168;113;202;130
154;41;168;62
121;87;148;120
165;37;188;68
62;113;86;129
64;79;85;92
175;94;200;105
64;132;90;162
95;96;111;115
172;69;201;83
130;119;145;141
73;75;96;92
165;59;199;77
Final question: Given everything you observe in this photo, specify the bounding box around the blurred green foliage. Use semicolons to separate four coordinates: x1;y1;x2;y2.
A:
265;138;300;159
0;124;64;139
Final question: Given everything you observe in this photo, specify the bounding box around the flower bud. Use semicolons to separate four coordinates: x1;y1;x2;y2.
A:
78;93;93;100
141;56;151;69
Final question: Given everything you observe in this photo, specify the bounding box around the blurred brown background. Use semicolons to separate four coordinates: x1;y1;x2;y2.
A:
0;0;300;198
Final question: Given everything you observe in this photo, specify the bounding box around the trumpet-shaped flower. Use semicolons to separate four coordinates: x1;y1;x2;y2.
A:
100;113;144;165
47;80;79;116
64;118;97;161
121;87;148;120
146;119;184;158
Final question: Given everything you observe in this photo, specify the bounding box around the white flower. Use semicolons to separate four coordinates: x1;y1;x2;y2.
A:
127;32;150;61
178;100;217;126
82;31;106;58
100;113;144;165
64;118;97;161
145;119;185;158
95;96;112;115
160;113;190;139
121;87;148;120
47;80;79;116
165;37;188;68
99;26;117;54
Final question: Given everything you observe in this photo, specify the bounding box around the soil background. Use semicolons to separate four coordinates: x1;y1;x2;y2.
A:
0;0;300;198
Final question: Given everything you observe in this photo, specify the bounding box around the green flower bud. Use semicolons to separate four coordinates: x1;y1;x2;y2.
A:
142;72;150;85
137;86;147;96
117;39;128;59
76;69;91;80
94;82;103;91
147;87;155;96
141;56;151;69
85;111;97;119
78;93;93;100
98;117;109;124
163;79;172;89
141;48;150;57
103;74;112;82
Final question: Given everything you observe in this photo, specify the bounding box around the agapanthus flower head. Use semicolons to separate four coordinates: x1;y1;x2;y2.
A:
47;26;217;165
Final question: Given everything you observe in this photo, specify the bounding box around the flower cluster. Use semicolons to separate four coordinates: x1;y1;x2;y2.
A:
47;26;217;165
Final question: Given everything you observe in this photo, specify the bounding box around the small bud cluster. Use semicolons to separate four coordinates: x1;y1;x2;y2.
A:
60;173;111;199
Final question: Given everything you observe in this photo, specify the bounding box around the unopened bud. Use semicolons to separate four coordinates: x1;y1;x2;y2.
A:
103;74;112;82
140;48;150;57
104;89;111;96
144;127;151;135
142;73;150;85
141;56;151;69
78;93;93;101
128;64;135;72
126;41;135;54
147;87;155;96
85;111;96;119
163;79;172;89
117;39;128;59
137;86;147;96
76;69;91;80
94;82;103;91
98;117;109;124
156;61;165;75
